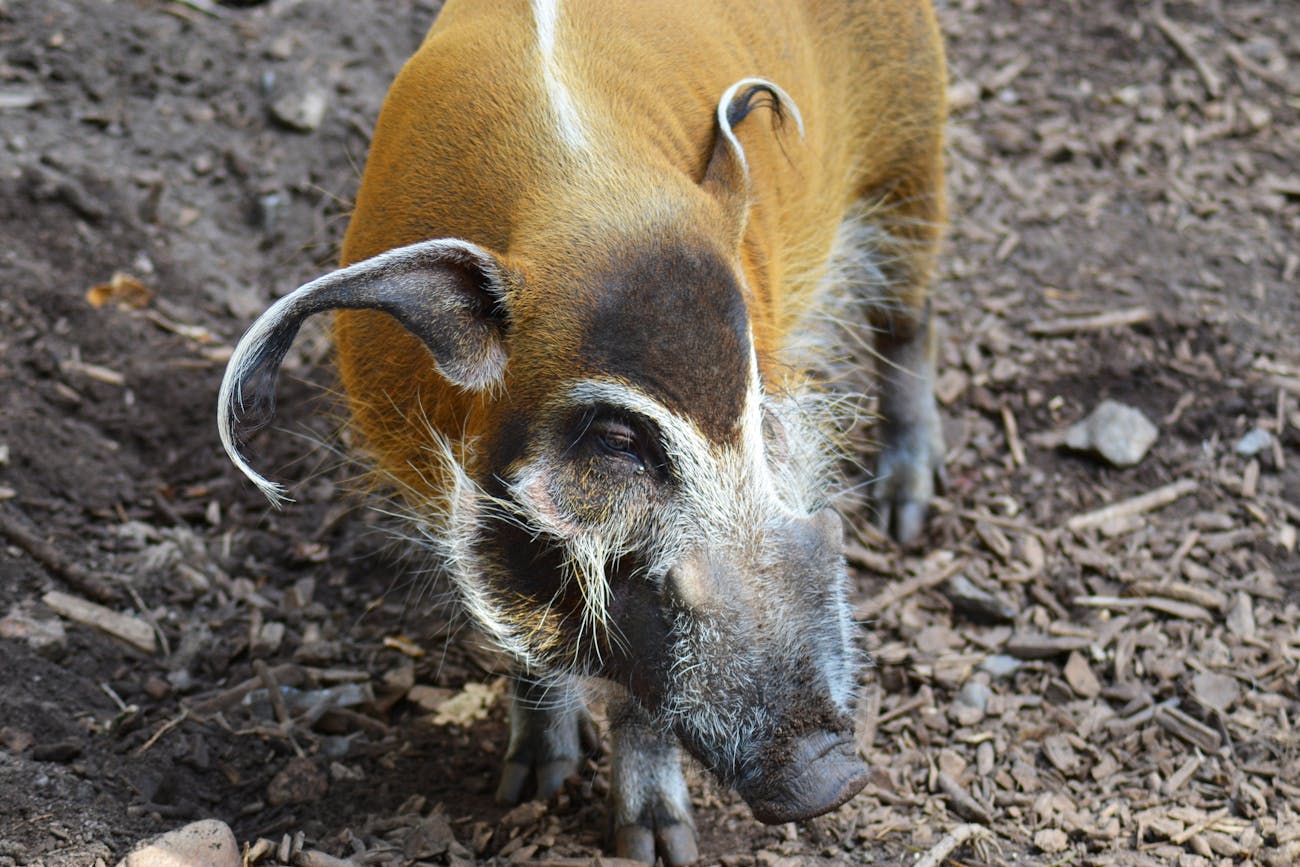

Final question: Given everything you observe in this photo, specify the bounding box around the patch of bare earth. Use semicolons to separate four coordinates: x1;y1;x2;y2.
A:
0;0;1296;865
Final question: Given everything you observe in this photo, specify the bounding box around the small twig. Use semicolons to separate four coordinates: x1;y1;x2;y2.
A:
1170;808;1229;845
856;556;969;618
137;710;189;756
1225;43;1300;95
43;591;155;653
1162;391;1196;426
1073;594;1212;622
844;541;897;576
255;660;305;758
1065;479;1197;531
0;504;120;602
1151;5;1222;98
936;772;993;824
1154;704;1222;752
957;509;1048;538
186;663;306;718
169;0;229;18
876;691;932;726
1001;405;1026;467
123;581;171;658
100;682;132;713
1027;306;1152;337
855;681;882;754
255;660;292;728
914;824;996;867
1165;529;1200;580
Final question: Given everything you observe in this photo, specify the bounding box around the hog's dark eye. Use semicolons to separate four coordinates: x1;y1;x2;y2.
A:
595;419;640;461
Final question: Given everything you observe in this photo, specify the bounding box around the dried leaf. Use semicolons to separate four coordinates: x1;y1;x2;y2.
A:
85;271;153;310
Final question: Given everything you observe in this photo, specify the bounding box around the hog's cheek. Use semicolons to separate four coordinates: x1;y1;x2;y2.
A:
548;456;658;531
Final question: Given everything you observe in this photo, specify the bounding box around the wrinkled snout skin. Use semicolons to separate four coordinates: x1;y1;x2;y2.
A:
608;509;867;823
218;0;950;862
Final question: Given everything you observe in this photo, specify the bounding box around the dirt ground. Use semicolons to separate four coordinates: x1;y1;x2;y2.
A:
1;0;1297;865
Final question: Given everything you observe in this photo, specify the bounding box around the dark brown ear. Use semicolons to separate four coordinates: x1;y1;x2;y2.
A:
701;78;805;249
217;238;512;504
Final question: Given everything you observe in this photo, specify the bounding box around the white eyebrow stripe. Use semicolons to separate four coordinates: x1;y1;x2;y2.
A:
530;0;588;151
566;379;717;478
564;375;799;535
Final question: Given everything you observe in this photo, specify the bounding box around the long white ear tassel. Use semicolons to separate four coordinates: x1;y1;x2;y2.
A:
216;291;304;508
715;77;806;175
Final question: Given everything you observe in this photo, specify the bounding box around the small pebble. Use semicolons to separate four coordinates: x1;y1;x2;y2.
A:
32;739;82;763
1063;651;1101;698
1033;828;1069;853
1191;671;1240;711
143;676;171;700
979;654;1022;679
266;756;328;806
0;727;34;753
269;82;328;132
956;679;991;713
945;574;1016;622
1065;399;1158;467
1235;427;1272;457
404;813;457;860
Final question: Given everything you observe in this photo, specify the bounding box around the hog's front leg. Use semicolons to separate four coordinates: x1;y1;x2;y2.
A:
608;693;697;866
874;301;947;545
496;673;595;803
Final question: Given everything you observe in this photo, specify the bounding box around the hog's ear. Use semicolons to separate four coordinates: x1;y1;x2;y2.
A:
217;238;512;505
702;78;805;250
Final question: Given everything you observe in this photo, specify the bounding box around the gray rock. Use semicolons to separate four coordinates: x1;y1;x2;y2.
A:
979;654;1022;679
0;613;67;659
1191;671;1240;712
945;574;1017;622
956;679;991;713
1065;399;1158;467
269;81;328;132
116;819;240;867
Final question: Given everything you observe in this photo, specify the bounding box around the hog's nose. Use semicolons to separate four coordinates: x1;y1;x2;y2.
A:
739;731;869;824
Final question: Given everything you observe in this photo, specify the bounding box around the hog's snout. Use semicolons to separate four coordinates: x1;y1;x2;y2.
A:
739;730;869;824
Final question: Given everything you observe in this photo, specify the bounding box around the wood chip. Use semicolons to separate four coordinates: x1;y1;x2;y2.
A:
913;824;995;867
856;554;968;619
1063;651;1101;698
1027;306;1152;336
936;771;993;824
1153;704;1221;752
186;664;306;717
1004;633;1092;659
1042;734;1079;774
1150;5;1223;98
1074;594;1212;623
845;541;896;575
1163;753;1203;795
974;520;1014;563
1129;580;1225;611
1000;405;1026;467
42;590;155;653
0;505;120;603
1241;458;1260;499
1066;479;1197;531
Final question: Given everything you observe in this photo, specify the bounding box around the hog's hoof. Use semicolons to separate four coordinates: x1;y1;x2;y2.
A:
495;701;597;804
496;756;581;804
614;820;698;866
874;424;947;546
740;731;870;825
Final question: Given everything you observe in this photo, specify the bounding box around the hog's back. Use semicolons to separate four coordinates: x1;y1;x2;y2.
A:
333;0;946;499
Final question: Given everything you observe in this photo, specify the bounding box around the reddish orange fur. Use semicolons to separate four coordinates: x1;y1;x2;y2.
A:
334;0;946;499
